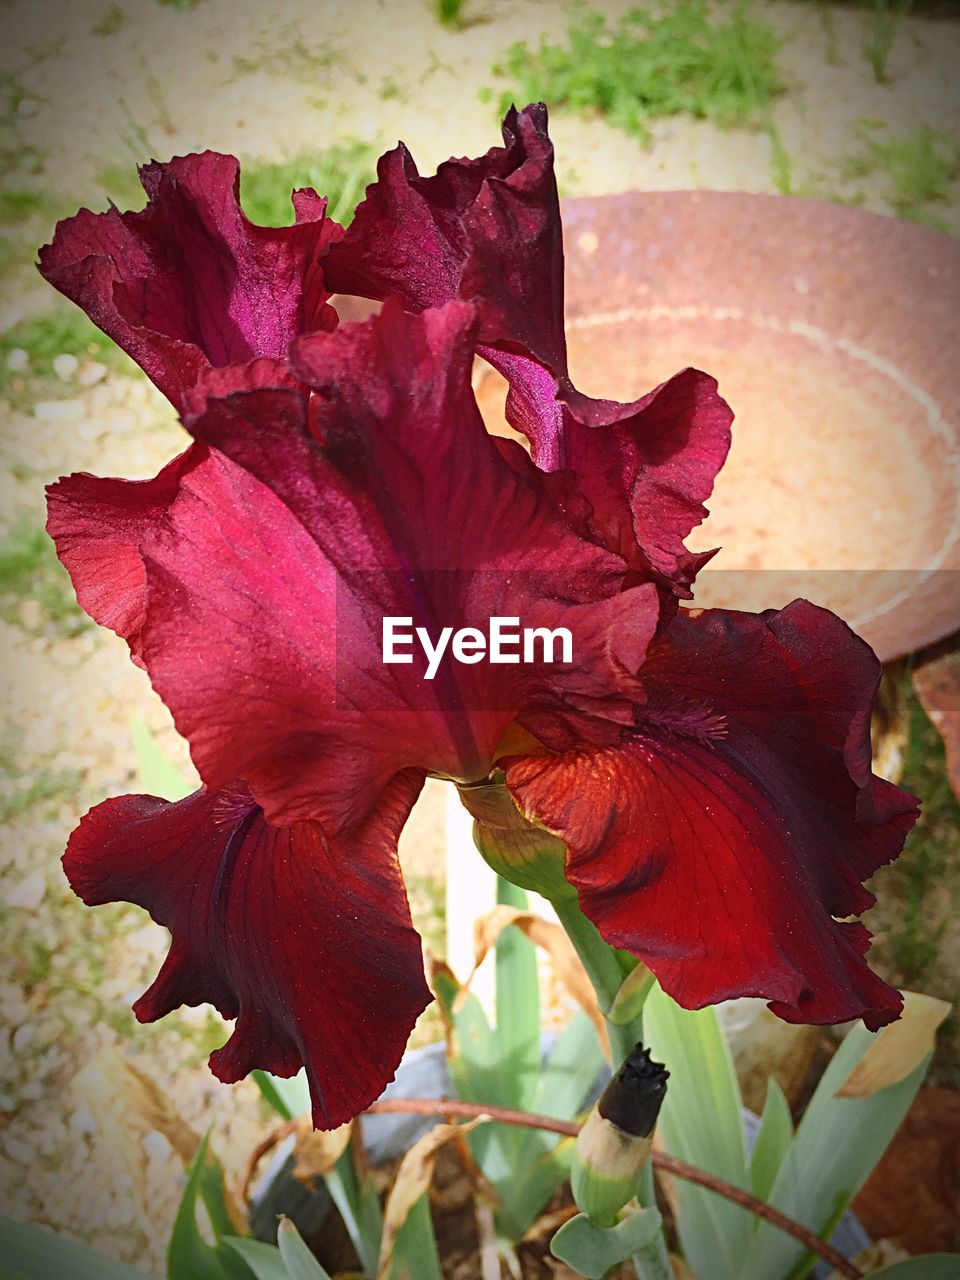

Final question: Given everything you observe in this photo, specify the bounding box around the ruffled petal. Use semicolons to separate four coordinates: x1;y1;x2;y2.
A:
323;105;562;380
45;445;205;664
134;302;657;827
38;152;342;408
487;354;732;590
62;773;430;1128
324;105;730;590
505;601;918;1029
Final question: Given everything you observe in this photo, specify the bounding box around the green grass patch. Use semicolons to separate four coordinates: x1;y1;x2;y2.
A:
839;124;959;226
0;306;138;394
97;141;378;228
863;0;914;84
91;2;127;36
0;766;83;824
239;140;377;228
0;187;49;220
0;731;82;825
231;27;336;83
436;0;466;30
489;2;784;143
0;515;89;637
93;159;149;212
875;679;960;984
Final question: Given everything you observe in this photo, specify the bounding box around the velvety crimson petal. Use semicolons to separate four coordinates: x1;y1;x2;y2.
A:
38;152;342;409
138;301;657;827
487;354;732;590
505;601;918;1030
62;772;430;1128
324;105;730;590
324;105;563;383
44;357;294;666
323;106;554;332
45;445;205;664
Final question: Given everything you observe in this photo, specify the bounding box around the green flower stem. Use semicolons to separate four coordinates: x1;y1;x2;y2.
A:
552;896;674;1279
552;897;625;1012
551;897;642;1061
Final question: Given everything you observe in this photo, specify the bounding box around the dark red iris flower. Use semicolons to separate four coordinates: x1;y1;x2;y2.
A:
42;105;918;1129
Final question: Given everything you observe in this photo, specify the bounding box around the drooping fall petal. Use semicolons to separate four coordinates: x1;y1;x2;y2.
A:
324;104;732;591
135;301;657;828
62;774;430;1129
505;601;918;1030
45;446;205;665
38;153;341;409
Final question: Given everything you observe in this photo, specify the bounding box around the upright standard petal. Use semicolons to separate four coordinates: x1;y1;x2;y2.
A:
324;105;732;592
63;772;430;1129
505;601;918;1030
38;153;342;408
134;302;657;829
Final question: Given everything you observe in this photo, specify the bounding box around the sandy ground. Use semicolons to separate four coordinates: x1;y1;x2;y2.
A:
0;0;959;1272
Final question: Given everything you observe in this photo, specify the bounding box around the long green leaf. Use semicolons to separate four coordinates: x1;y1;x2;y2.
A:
223;1238;291;1280
276;1219;332;1279
324;1141;382;1276
750;1078;793;1204
251;1069;311;1121
168;1132;252;1280
383;1195;443;1280
0;1216;153;1280
739;1025;931;1280
131;718;192;800
494;878;541;1112
499;1138;577;1240
494;1012;606;1239
643;984;752;1280
534;1009;605;1121
449;978;509;1182
868;1257;960;1279
450;987;500;1102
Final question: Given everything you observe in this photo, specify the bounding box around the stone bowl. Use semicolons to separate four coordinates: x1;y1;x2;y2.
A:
475;191;960;661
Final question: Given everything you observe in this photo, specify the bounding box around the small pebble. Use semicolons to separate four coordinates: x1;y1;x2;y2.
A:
5;869;46;911
33;398;85;422
77;361;107;388
70;1105;99;1136
142;1130;172;1162
3;1137;35;1165
53;353;79;380
5;348;28;373
17;599;42;631
12;1023;35;1054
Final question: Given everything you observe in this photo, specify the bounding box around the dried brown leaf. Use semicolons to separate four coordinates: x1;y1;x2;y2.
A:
377;1118;486;1277
837;991;951;1097
291;1117;353;1185
465;905;607;1052
73;1046;249;1226
825;1239;910;1279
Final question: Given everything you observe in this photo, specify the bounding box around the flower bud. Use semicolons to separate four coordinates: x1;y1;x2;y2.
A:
571;1043;668;1226
457;773;575;900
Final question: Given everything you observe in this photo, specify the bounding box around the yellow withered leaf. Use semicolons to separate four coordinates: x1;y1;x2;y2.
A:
377;1118;486;1277
466;904;607;1052
837;991;951;1098
291;1117;353;1185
